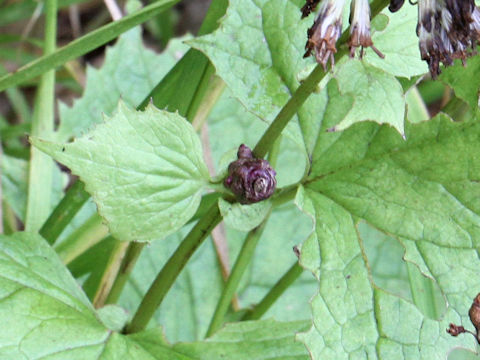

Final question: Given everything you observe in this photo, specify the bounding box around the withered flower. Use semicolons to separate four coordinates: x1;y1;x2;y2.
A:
301;0;321;18
348;0;385;58
303;0;346;70
224;144;277;204
416;0;480;77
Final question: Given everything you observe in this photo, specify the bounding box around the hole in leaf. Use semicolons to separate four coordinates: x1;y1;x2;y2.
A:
358;221;446;320
448;348;480;360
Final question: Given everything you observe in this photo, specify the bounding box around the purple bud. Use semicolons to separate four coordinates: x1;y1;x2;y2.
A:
224;144;277;204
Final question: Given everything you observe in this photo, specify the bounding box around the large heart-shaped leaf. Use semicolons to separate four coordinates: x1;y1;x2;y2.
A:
294;102;480;357
32;102;210;242
0;231;311;359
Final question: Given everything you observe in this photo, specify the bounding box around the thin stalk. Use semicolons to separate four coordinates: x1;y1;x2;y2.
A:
125;203;222;334
253;0;389;158
25;0;57;231
54;213;109;265
93;237;130;308
241;262;303;321
2;202;17;235
206;219;269;337
192;76;226;131
40;179;90;245
105;241;146;304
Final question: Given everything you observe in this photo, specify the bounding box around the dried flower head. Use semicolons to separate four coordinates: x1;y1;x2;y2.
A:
301;0;321;18
416;0;480;77
303;0;346;70
302;0;384;70
224;144;277;204
349;0;385;58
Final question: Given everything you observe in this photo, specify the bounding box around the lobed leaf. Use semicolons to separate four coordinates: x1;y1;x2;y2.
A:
296;110;480;357
32;102;210;242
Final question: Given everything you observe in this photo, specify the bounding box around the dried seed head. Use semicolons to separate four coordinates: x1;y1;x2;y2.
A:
224;144;277;204
348;0;385;59
303;0;346;70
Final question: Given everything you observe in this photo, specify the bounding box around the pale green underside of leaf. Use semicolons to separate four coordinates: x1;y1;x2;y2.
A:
294;109;480;357
218;198;272;232
190;0;424;153
32;102;209;242
56;27;190;142
0;232;309;359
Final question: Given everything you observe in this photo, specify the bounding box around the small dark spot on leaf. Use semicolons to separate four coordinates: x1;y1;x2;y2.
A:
346;274;351;279
62;147;65;152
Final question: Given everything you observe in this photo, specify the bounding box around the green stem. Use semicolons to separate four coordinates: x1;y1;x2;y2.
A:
40;180;90;245
125;203;222;334
253;0;389;158
54;213;109;264
24;0;57;231
105;241;146;305
206;219;269;337
241;262;303;321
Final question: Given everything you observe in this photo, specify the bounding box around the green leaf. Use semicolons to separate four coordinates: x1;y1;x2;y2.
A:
358;221;411;301
440;56;480;111
218;198;272;232
0;232;306;359
366;3;428;78
56;28;190;141
0;0;181;92
189;0;322;154
171;319;310;359
295;188;379;358
0;232;109;358
296;113;480;357
32;102;210;242
331;61;405;135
